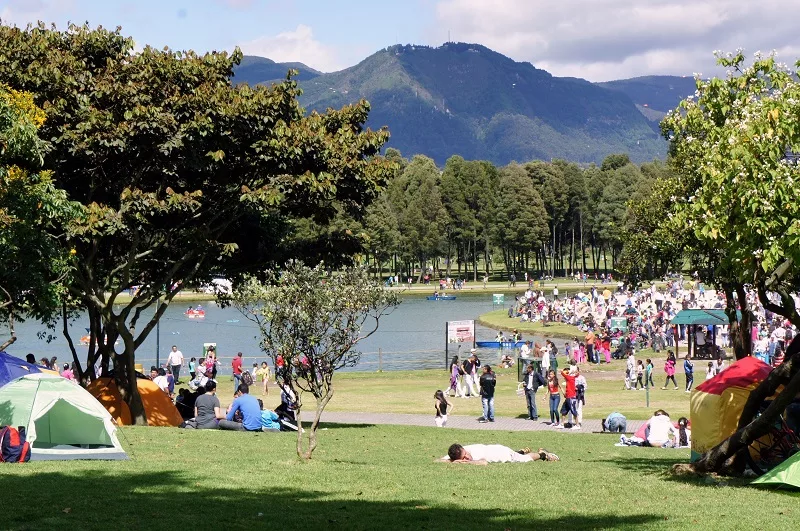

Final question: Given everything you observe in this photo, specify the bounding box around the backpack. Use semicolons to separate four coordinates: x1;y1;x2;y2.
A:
241;370;254;386
0;426;31;463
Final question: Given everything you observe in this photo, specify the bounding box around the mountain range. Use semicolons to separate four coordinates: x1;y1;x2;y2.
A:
232;43;698;166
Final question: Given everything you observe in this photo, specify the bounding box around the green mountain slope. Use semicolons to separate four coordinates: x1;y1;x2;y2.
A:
598;75;697;112
232;55;321;86
235;44;668;165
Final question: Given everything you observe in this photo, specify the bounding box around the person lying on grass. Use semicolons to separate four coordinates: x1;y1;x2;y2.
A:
440;443;560;465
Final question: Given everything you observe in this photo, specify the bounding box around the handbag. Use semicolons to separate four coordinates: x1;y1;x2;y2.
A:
516;382;525;397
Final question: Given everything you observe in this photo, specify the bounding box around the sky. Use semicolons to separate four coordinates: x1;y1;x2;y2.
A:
2;0;800;82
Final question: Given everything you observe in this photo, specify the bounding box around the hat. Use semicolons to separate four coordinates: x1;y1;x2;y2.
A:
470;348;477;353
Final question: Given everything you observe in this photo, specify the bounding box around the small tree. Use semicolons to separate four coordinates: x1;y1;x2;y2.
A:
231;262;399;459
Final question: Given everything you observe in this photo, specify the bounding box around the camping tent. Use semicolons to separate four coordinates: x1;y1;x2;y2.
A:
87;377;182;427
690;356;773;461
0;352;58;386
0;373;127;460
751;451;800;488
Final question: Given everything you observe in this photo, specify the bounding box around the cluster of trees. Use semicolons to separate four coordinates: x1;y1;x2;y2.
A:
356;150;676;283
0;23;395;422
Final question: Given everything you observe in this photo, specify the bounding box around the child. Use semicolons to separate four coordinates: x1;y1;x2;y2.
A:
256;361;271;395
705;361;715;380
661;352;677;390
434;390;452;427
62;363;75;381
189;357;197;380
675;417;691;448
645;358;655;388
635;360;644;390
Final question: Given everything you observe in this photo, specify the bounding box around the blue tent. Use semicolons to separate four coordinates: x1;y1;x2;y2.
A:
0;352;43;388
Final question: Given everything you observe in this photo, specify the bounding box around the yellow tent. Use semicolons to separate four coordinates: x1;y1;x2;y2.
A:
86;377;182;427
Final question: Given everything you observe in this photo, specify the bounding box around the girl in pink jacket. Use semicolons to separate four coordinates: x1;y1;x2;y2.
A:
661;351;678;390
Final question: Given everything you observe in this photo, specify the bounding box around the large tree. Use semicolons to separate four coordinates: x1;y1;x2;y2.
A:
662;52;800;474
0;24;394;422
231;262;399;459
0;85;76;350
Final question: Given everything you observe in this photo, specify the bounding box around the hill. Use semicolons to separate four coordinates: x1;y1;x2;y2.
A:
235;44;668;165
598;75;697;112
232;55;321;86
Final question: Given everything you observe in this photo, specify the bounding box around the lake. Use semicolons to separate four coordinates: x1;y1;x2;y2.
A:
4;294;544;373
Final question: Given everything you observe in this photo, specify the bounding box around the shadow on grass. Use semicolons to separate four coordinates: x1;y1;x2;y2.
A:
598;455;800;493
316;422;377;430
0;470;667;530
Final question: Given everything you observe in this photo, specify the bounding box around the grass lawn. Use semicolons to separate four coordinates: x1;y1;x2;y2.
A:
1;424;796;530
477;308;589;340
212;361;691;421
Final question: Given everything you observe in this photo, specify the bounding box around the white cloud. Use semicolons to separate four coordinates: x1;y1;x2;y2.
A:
434;0;800;81
238;24;342;72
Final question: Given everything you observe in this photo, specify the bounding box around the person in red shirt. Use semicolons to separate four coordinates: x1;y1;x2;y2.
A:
232;352;243;389
560;368;579;429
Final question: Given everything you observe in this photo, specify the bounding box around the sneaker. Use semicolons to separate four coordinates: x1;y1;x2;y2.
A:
538;449;560;461
661;387;667;390
532;417;539;421
685;389;691;393
674;387;679;390
555;424;564;429
620;435;628;445
489;419;495;422
571;425;581;430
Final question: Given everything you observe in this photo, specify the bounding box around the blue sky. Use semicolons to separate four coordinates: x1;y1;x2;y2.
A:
3;0;800;81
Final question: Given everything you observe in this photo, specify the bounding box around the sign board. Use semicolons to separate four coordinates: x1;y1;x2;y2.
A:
493;293;505;305
447;320;475;344
610;317;628;331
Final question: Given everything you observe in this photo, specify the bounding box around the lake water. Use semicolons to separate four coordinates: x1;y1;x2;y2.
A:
4;295;542;373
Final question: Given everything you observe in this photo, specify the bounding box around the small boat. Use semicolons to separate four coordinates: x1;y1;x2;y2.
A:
475;340;526;349
426;295;456;301
185;308;206;319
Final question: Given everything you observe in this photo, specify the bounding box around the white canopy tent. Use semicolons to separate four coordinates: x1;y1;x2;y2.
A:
0;373;127;460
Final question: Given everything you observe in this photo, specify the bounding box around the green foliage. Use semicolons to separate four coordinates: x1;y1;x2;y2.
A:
0;85;77;344
661;52;800;323
231;262;399;458
492;163;549;264
0;23;394;418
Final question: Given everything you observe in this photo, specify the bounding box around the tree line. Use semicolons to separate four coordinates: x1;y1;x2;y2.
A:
357;149;677;282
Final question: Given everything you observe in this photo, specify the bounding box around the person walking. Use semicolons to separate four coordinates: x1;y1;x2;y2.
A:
231;352;243;389
574;366;587;430
645;358;655;388
434;390;453;427
166;345;184;384
662;351;678;390
684;354;694;392
546;370;561;426
449;356;465;398
478;365;496;423
523;363;546;421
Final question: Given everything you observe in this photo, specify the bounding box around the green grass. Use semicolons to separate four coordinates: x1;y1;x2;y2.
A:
477;308;589;339
213;363;691;421
1;424;796;530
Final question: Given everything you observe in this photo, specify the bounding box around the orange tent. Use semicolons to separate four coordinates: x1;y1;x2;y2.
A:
86;377;182;427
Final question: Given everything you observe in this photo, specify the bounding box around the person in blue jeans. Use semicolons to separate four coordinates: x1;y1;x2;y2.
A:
546;370;561;425
478;365;496;423
684;354;694;392
603;412;627;433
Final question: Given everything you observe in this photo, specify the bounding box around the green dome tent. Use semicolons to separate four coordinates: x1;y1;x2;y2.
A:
752;452;800;489
0;373;127;460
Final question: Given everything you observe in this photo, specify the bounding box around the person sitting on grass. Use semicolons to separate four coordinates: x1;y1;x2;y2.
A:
195;380;225;429
441;443;560;464
257;399;282;433
219;383;262;431
619;409;678;447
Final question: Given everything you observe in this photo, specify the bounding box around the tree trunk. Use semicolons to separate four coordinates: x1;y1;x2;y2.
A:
296;391;333;460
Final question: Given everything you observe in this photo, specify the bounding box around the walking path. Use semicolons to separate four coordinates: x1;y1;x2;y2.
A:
301;411;645;434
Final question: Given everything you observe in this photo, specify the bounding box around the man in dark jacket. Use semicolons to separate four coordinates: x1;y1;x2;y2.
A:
478;365;496;423
523;363;546;421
